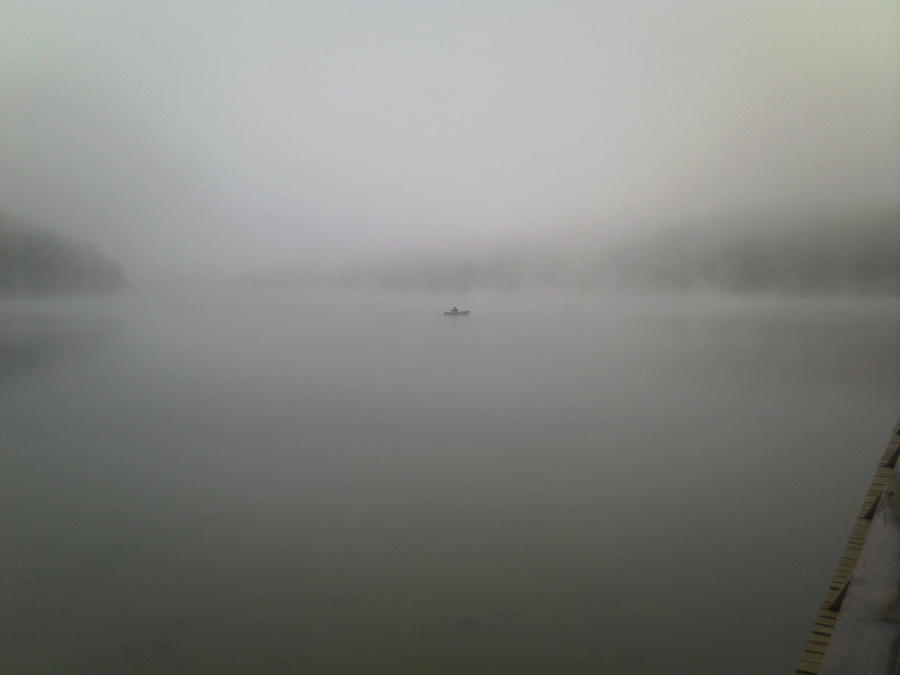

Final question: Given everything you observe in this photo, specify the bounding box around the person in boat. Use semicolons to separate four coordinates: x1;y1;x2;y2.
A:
451;306;458;312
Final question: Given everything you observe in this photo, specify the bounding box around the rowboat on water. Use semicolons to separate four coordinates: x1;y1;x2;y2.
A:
444;309;470;316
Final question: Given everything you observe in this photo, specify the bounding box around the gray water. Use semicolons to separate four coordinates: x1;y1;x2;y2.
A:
2;291;898;673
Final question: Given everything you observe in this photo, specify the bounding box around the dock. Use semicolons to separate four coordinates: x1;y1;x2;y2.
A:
796;415;900;674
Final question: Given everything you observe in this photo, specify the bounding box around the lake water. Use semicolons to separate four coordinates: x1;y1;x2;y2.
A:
2;291;898;673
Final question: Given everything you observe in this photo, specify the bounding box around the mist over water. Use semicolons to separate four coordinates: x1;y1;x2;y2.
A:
2;1;898;281
2;291;897;673
2;2;899;671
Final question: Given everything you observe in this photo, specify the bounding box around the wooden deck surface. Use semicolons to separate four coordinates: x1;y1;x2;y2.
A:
796;415;900;674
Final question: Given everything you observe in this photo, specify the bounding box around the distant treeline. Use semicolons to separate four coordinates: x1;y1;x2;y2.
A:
609;209;899;294
0;219;125;294
254;207;899;294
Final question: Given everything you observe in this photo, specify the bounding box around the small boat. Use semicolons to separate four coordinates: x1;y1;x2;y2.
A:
443;309;470;316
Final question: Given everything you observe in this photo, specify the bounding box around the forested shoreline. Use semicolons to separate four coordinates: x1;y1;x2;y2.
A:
250;209;899;295
0;220;125;295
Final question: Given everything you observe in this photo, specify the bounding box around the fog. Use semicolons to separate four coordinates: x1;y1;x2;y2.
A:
3;4;900;673
1;1;898;285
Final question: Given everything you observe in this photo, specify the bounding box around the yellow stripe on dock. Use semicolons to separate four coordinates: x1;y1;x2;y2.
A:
795;415;900;674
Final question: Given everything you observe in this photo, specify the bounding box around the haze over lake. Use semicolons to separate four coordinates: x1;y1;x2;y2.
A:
2;0;898;671
2;291;897;673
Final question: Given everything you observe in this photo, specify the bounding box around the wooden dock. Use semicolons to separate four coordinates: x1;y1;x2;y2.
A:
796;415;900;674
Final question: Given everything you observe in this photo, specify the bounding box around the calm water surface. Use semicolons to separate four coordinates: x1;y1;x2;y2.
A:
2;292;898;673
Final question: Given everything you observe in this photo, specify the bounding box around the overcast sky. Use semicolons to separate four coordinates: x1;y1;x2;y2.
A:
1;1;898;280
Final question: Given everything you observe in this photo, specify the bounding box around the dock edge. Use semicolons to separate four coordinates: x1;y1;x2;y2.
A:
795;415;900;674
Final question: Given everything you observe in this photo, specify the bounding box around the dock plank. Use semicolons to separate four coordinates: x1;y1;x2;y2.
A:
796;415;899;673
